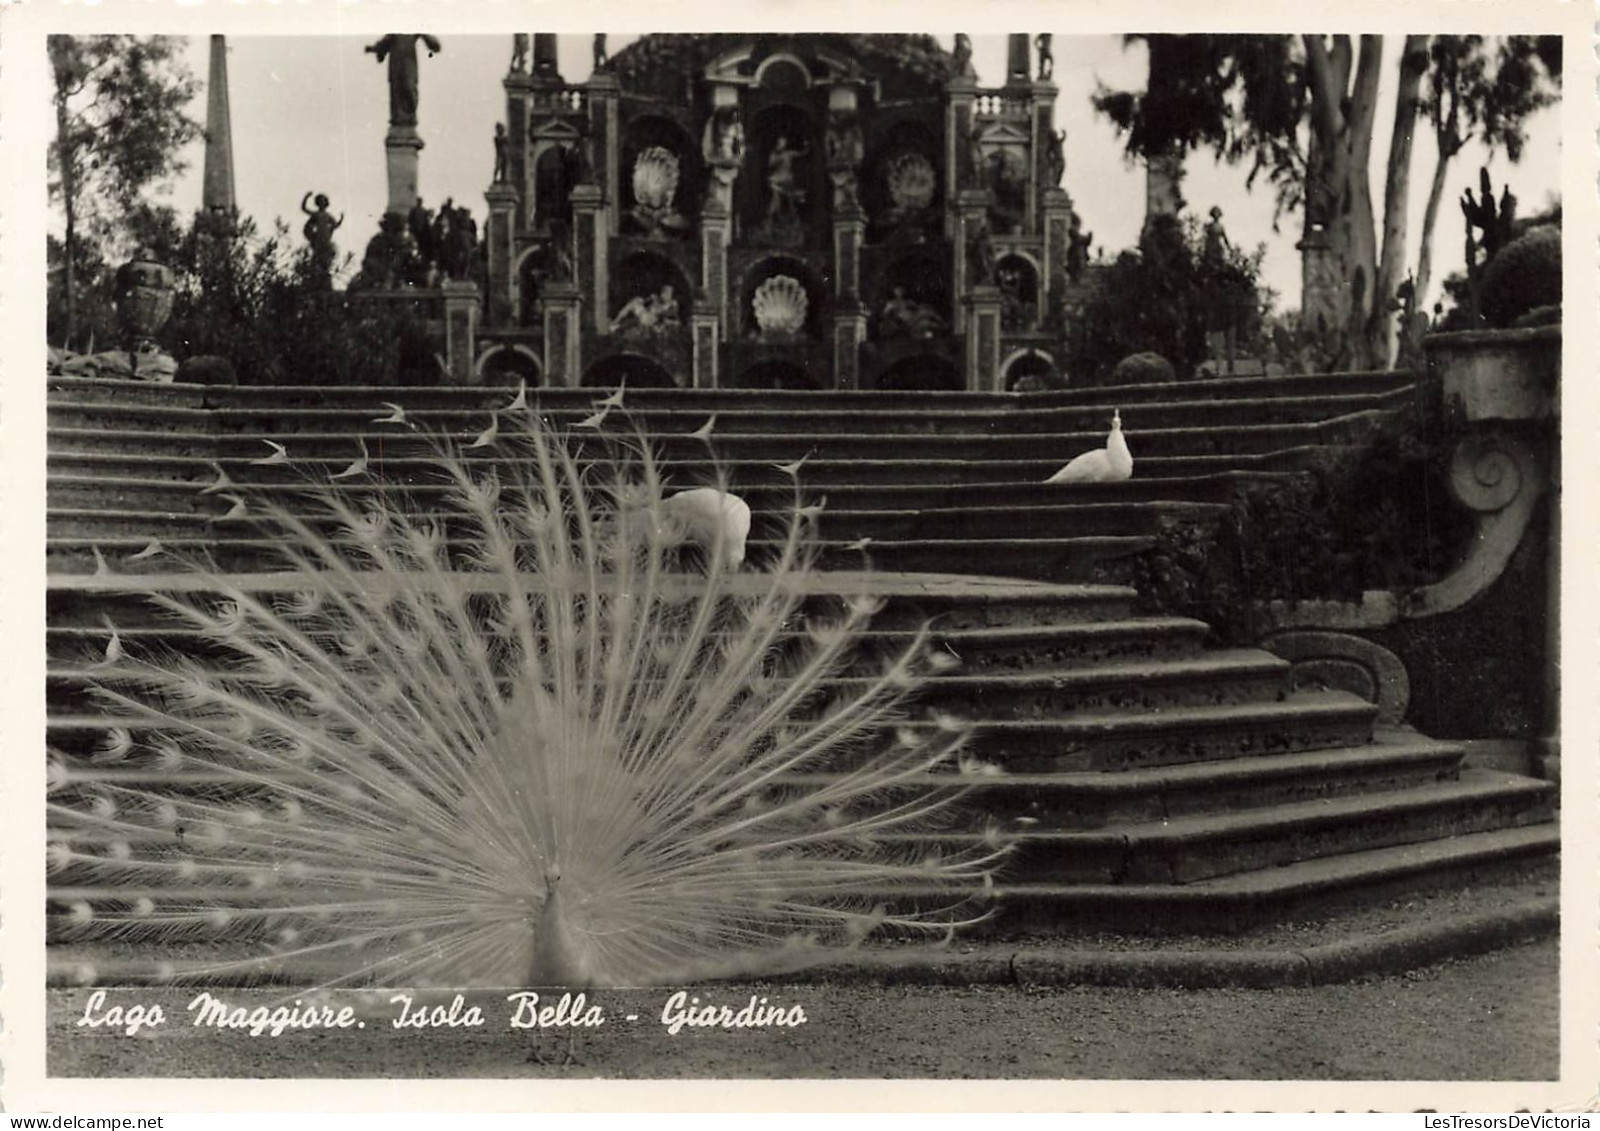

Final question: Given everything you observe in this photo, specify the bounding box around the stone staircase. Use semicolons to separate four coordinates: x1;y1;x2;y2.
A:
44;371;1558;976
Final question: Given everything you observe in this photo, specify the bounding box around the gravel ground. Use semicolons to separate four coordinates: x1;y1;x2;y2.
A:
47;938;1556;1080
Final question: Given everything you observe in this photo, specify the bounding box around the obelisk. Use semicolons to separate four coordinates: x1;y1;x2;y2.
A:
202;35;236;216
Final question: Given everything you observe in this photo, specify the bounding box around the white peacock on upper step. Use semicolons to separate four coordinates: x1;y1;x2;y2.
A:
1045;410;1133;484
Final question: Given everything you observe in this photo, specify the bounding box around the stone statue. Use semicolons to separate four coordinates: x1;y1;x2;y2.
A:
966;216;995;286
879;287;948;339
593;34;609;72
300;192;344;277
952;34;974;77
825;115;863;168
1045;128;1066;188
407;197;433;265
1066;211;1092;281
365;34;441;129
492;124;509;183
1202;205;1231;269
511;34;529;74
1034;34;1054;80
765;136;810;224
610;285;679;336
703;107;745;165
356;213;408;290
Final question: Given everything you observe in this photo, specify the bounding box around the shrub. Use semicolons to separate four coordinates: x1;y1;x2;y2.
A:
1478;225;1561;329
1111;352;1176;385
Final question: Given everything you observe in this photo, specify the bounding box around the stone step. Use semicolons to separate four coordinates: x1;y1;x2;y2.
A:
47;613;1215;670
949;690;1380;772
45;686;1374;774
47;387;1412;437
45;368;1418;411
44;532;1157;583
45;410;1394;463
46;447;1343;489
45;570;1141;630
921;769;1555;885
45;496;1223;543
984;823;1560;935
47;648;1292;723
46;469;1293;517
931;733;1467;828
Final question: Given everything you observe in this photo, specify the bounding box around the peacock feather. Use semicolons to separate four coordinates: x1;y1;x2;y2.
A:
48;411;1010;989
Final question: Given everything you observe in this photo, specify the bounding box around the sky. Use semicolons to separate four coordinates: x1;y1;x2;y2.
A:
156;33;1562;314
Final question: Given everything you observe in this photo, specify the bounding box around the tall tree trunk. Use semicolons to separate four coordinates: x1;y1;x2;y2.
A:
1301;34;1383;371
55;84;78;347
1414;147;1454;323
1372;35;1429;367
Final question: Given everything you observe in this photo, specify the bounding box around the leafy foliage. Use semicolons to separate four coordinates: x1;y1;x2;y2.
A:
1118;431;1474;644
49;35;201;344
1070;213;1271;383
1477;225;1561;328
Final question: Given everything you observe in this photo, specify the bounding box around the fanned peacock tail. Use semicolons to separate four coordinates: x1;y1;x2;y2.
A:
49;411;1011;989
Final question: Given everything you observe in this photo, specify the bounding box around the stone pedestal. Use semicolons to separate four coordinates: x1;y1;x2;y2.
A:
963;286;1002;392
542;281;582;387
484;184;518;328
440;281;481;385
691;304;721;389
700;205;732;321
1027;81;1059;236
572;185;606;334
832;305;867;390
832;204;864;303
384;127;425;216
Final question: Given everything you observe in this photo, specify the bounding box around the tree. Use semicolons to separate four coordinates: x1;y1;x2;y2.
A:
1092;34;1556;371
1413;36;1560;318
49;35;201;346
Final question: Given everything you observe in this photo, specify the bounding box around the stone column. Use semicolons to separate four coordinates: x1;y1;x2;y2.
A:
1041;188;1072;329
571;185;606;334
484;184;518;327
963;287;1002;392
944;76;977;241
542;281;581;387
955;188;990;322
440;280;481;385
384;127;425;216
1028;81;1059;236
832;304;867;390
586;71;621;237
691;302;721;389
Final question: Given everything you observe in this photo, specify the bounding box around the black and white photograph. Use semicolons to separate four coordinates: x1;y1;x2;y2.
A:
2;2;1595;1113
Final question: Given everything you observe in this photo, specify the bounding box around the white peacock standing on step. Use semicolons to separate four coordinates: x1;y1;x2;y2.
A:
1045;410;1133;484
49;409;1009;991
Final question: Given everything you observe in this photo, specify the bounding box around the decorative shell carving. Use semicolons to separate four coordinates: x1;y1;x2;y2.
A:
631;146;680;210
885;151;936;213
752;275;808;338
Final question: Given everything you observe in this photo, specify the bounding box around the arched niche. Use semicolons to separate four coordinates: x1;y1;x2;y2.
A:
738;359;820;391
738;255;826;341
532;143;581;234
863;117;942;238
621;115;701;238
1002;348;1060;392
876;353;961;392
873;250;951;340
740;103;822;243
609;252;692;338
995;252;1041;331
582;353;679;389
755;53;812;94
477;345;543;387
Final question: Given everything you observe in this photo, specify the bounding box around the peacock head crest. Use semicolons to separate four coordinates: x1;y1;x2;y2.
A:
1112;409;1122;431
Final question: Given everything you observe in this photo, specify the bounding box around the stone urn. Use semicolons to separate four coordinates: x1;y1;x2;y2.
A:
114;254;175;350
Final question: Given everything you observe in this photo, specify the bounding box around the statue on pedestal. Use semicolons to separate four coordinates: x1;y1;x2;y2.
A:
593;34;609;72
1034;34;1054;80
300;192;344;279
1045;128;1066;188
879;287;948;339
1066;210;1093;281
610;285;680;337
365;34;442;128
764;136;810;226
493;124;509;183
952;34;974;77
510;34;529;74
